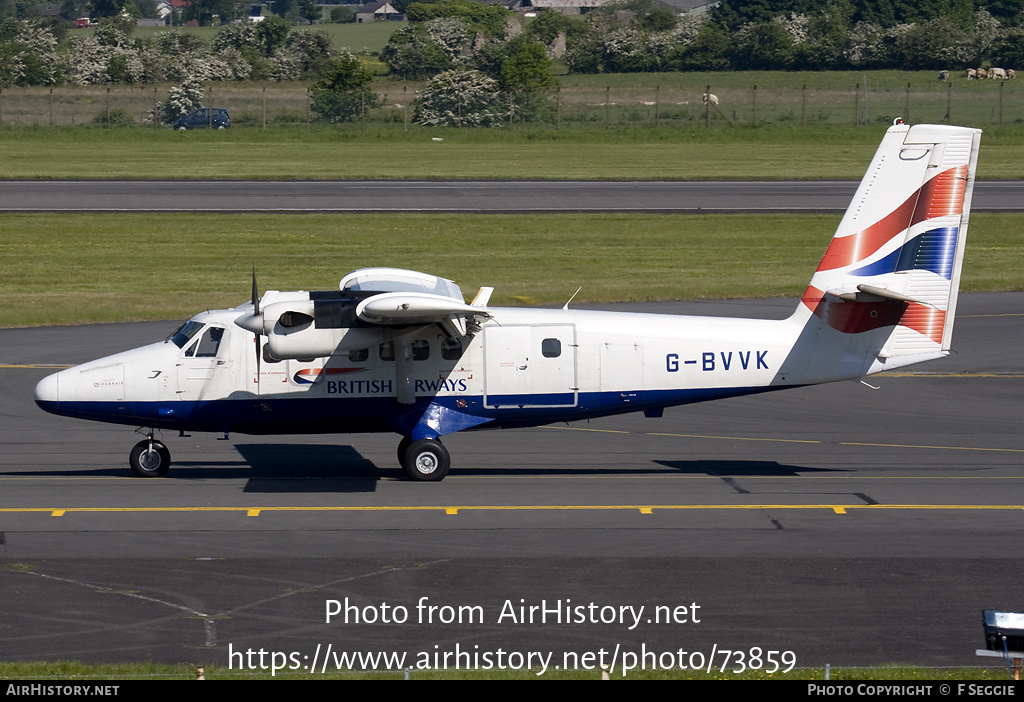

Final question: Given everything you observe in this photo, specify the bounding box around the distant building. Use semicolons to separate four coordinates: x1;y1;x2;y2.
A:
354;1;402;22
501;0;613;14
658;0;719;13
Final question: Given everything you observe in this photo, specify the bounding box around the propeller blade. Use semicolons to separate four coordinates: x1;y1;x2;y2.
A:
251;269;261;395
251;267;260;317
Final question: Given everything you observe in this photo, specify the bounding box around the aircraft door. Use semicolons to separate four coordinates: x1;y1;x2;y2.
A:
599;342;644;406
176;325;226;400
483;325;577;408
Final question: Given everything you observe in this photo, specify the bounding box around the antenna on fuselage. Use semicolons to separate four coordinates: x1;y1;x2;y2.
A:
562;287;582;310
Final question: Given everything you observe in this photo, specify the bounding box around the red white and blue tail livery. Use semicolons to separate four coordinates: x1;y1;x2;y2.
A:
35;123;981;481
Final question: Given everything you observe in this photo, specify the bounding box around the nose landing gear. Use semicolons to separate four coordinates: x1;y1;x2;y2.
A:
129;435;171;477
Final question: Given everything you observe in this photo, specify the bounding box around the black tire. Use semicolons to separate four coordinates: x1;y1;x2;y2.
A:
401;439;450;481
397;436;412;466
129;439;171;478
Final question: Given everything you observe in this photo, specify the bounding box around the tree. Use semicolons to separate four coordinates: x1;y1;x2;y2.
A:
499;37;556;121
380;24;452;79
255;14;290;56
415;68;503;126
310;52;381;122
405;0;510;38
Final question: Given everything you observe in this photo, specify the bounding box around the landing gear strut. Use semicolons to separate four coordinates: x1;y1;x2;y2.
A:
399;438;450;481
129;437;171;477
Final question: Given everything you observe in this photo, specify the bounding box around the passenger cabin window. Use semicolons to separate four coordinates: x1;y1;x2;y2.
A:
441;338;463;360
186;327;224;358
349;348;368;362
541;338;561;358
379;341;394;361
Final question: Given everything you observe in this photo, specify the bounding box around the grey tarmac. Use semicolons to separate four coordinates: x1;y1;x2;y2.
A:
0;180;1022;213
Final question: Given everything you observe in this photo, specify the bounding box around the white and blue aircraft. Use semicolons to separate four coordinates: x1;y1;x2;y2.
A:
35;122;981;481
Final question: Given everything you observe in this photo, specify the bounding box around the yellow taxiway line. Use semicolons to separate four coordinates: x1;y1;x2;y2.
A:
1;504;1023;517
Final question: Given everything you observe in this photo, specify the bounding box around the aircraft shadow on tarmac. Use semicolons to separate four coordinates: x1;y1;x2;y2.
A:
654;459;845;477
6;447;842;493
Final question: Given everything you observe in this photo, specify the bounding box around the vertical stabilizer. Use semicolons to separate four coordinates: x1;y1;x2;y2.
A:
796;122;980;376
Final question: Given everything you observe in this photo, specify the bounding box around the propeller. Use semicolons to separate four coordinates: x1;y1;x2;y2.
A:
233;268;263;394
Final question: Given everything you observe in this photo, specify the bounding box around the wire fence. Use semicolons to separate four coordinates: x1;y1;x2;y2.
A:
1;80;1021;129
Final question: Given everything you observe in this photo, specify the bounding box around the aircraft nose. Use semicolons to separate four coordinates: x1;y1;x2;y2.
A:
34;372;60;407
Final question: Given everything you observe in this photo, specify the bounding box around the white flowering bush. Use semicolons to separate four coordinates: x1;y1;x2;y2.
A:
425;16;472;63
62;36;111;86
416;68;504;127
773;13;810;46
154;76;205;124
0;19;60;86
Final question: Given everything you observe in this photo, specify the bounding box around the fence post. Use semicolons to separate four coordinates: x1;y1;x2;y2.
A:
106;87;110;128
705;84;710;128
49;88;54;127
945;82;952;123
905;82;910;123
403;86;408;132
801;84;806;127
854;84;859;126
262;86;266;129
604;85;609;128
654;85;659;126
999;80;1004;125
555;86;560;130
751;84;756;127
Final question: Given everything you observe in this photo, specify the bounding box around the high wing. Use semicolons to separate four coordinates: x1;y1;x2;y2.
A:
344;268;492;337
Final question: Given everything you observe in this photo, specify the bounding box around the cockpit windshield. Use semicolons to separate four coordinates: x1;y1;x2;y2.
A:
168;320;204;349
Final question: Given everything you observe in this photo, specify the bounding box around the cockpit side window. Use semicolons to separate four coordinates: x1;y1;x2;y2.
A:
185;327;224;358
169;321;204;349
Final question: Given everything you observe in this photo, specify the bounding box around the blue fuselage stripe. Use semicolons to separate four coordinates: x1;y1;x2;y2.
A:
36;386;788;435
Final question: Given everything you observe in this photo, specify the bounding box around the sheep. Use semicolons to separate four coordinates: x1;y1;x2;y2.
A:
939;70;949;81
966;68;977;80
1008;69;1016;80
977;67;988;79
701;92;719;106
989;67;1007;79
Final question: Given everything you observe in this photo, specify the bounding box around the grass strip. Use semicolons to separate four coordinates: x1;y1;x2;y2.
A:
1;125;1023;180
0;212;1019;328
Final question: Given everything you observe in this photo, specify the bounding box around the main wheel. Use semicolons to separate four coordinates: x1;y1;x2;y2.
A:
129;439;171;478
401;439;450;482
396;436;412;466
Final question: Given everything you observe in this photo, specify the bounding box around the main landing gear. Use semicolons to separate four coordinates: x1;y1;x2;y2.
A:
129;436;171;478
397;437;450;481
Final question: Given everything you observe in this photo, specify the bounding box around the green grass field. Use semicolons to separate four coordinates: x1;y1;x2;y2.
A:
0;659;1013;680
1;212;1018;327
2;124;1024;180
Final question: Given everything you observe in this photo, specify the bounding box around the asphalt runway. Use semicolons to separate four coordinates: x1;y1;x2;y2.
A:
1;293;1021;671
0;180;1023;213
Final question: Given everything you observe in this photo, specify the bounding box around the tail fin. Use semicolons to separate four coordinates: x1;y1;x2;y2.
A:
798;122;980;374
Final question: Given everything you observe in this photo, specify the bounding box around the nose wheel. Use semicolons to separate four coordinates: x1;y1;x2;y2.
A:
399;438;450;481
129;438;171;478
